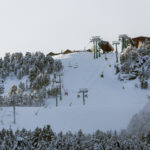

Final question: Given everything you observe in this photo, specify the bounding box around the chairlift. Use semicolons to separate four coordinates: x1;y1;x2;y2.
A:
65;91;68;96
0;80;4;84
105;57;108;61
68;62;72;67
109;64;111;68
77;94;80;98
100;72;104;78
104;54;108;61
74;65;78;69
85;94;88;98
68;65;72;67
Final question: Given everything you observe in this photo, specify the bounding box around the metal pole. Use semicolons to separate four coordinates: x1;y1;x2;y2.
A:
90;36;101;59
96;41;97;58
79;89;88;105
115;44;118;63
13;97;16;124
94;42;96;59
99;49;101;57
56;93;58;107
113;42;119;64
113;41;120;74
83;92;85;105
59;75;62;100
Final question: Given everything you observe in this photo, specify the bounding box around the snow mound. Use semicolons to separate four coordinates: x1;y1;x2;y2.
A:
127;100;150;135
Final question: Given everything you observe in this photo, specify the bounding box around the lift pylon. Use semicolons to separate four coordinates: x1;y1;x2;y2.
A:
90;36;101;59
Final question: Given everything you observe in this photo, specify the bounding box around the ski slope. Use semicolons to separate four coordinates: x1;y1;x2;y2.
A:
0;52;149;133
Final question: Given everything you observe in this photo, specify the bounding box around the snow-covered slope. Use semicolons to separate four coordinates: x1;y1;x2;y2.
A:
0;52;149;133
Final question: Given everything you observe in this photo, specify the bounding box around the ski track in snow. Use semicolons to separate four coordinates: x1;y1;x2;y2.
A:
0;52;149;133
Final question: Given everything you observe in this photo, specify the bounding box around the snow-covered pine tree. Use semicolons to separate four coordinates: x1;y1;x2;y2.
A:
29;68;37;83
0;81;4;103
9;85;18;105
19;82;25;92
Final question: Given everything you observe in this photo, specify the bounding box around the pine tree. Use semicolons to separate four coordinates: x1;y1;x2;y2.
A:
9;85;18;105
19;82;25;92
29;68;37;83
0;82;4;102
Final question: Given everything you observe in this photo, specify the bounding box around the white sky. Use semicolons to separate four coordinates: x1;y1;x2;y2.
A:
0;0;150;56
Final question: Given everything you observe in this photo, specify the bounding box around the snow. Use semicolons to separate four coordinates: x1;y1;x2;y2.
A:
0;52;149;133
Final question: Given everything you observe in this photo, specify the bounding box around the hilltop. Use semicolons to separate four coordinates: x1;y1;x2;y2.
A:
0;51;149;133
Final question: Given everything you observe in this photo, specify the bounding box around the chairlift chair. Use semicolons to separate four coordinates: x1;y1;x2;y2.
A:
65;91;68;96
85;94;88;98
77;94;80;98
105;56;108;61
68;62;72;67
100;72;104;78
74;63;79;68
74;66;78;69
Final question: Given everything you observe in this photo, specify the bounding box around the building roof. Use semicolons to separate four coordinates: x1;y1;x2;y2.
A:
98;41;114;52
132;36;150;48
132;36;150;41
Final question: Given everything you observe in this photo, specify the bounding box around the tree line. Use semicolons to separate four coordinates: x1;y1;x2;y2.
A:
0;125;149;150
0;52;62;106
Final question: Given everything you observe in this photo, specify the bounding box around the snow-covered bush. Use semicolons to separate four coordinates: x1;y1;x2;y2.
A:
118;44;150;88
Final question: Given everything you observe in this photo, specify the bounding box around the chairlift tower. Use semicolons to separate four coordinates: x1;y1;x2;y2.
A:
58;73;63;100
119;34;128;52
113;41;120;74
119;34;134;52
51;73;63;106
78;88;88;105
90;36;101;59
113;41;120;63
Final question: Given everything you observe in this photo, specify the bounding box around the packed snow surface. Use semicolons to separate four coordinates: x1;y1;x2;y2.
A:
0;52;149;133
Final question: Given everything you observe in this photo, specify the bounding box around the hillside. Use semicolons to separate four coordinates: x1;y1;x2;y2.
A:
0;51;149;133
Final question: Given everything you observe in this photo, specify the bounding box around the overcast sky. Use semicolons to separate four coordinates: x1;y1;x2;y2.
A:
0;0;150;56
